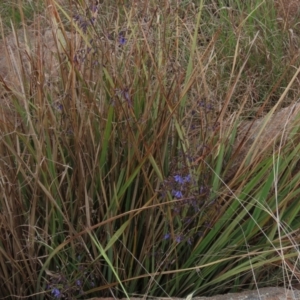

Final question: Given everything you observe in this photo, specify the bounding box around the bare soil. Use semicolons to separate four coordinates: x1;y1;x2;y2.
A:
88;287;300;300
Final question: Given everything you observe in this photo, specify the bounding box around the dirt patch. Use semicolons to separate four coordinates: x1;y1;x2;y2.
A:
89;287;300;300
224;102;300;182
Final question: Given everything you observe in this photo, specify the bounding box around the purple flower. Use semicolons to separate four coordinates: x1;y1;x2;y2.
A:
184;217;192;224
76;279;81;286
51;287;61;298
90;17;96;25
205;221;212;229
199;185;209;194
173;206;181;214
122;88;132;106
119;36;126;45
174;175;184;184
175;235;183;243
184;174;191;182
163;233;170;240
172;190;183;199
90;3;99;13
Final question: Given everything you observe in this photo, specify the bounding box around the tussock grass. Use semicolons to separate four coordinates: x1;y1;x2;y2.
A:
1;0;300;298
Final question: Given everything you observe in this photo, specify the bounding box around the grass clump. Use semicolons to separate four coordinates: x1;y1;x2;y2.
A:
1;0;300;298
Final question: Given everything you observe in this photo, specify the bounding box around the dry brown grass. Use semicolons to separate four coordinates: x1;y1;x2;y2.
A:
275;0;300;28
276;0;300;17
